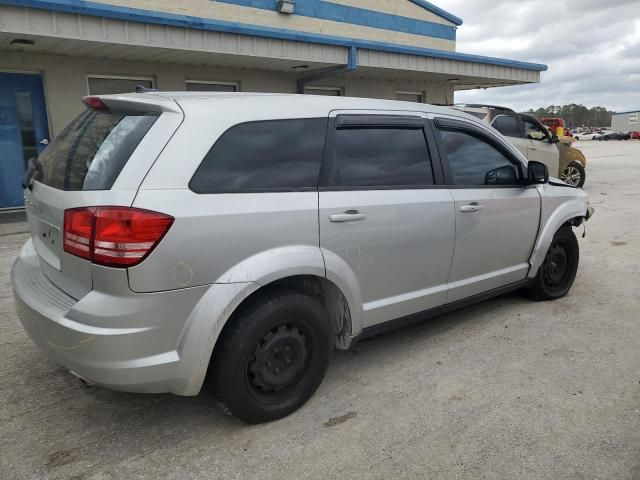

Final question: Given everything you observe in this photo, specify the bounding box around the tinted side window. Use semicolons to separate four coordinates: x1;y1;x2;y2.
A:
190;118;327;193
437;129;518;186
323;127;434;188
492;115;522;138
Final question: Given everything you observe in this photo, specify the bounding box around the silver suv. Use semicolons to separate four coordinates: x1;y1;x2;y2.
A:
12;93;593;424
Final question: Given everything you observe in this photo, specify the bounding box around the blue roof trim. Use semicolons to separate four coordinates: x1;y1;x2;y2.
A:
214;0;456;41
409;0;463;26
613;110;640;115
1;0;547;72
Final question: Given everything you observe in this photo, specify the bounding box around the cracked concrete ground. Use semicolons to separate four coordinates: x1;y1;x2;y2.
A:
1;140;639;479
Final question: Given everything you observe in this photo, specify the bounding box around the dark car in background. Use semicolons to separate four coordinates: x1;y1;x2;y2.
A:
596;132;631;141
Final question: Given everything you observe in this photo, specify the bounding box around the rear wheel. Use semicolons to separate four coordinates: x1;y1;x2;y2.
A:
207;289;331;424
560;162;586;188
525;227;579;301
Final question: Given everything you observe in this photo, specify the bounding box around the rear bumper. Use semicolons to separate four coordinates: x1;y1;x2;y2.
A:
12;240;214;395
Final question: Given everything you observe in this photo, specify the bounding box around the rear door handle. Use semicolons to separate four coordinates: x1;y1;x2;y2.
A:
459;203;484;213
329;210;367;222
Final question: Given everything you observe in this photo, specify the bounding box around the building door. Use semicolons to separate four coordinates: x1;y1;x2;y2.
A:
0;72;50;209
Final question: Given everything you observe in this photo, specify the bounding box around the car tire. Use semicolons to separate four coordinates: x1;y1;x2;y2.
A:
207;288;332;424
524;227;579;301
560;161;586;188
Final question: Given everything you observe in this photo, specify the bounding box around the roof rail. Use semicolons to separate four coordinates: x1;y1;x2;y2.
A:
456;103;515;112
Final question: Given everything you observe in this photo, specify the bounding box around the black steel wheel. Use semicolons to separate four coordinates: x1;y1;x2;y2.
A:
207;288;331;424
246;322;311;402
524;227;579;301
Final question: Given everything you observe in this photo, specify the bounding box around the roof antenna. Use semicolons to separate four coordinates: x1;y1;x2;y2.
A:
136;84;157;93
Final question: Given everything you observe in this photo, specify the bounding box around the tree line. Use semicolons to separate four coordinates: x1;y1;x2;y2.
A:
525;104;614;128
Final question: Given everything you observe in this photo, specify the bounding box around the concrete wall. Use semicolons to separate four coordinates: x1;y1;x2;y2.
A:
0;51;455;135
611;112;639;132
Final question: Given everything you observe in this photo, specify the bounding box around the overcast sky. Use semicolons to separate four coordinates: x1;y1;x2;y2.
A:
436;0;640;112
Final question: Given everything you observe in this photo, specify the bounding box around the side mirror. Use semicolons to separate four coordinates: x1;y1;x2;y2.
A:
527;161;549;185
550;134;560;144
485;165;517;185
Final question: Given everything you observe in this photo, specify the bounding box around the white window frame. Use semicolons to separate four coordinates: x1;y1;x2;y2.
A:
396;91;425;103
86;74;155;95
185;79;239;91
630;113;638;125
304;86;343;96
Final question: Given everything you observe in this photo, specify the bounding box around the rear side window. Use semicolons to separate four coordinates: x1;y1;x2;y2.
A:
189;118;327;193
36;109;158;191
322;127;434;188
492;115;522;138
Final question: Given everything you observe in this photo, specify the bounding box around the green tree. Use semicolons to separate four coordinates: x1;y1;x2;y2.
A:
526;104;613;128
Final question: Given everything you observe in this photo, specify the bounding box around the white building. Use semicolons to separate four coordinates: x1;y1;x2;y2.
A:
611;110;639;132
0;0;547;208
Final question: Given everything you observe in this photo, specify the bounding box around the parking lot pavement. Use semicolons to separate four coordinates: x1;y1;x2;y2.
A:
1;140;640;480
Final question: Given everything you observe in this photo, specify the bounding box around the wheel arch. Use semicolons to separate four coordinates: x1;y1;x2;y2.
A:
528;199;588;278
174;270;358;396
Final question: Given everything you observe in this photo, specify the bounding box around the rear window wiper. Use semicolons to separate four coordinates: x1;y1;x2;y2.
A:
22;157;42;190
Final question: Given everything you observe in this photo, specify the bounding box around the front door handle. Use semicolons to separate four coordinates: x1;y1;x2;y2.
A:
459;203;484;213
329;210;367;223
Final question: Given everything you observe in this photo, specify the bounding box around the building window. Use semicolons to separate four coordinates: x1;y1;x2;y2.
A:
396;91;424;103
630;113;638;125
305;86;342;96
185;80;238;92
87;75;154;95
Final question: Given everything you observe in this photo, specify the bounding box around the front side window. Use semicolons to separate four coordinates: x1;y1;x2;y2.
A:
492;115;523;138
437;128;519;186
323;126;434;188
189;118;327;193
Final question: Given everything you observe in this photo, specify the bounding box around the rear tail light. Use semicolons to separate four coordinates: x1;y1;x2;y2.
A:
82;96;109;111
63;207;173;267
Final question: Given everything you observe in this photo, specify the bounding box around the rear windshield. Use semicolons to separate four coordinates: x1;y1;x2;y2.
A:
35;108;158;191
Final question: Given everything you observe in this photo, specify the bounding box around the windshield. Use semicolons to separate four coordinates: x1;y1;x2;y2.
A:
35;108;158;191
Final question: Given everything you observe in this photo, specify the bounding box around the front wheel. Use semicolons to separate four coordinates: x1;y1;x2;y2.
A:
560;162;586;188
207;288;332;424
524;227;579;301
